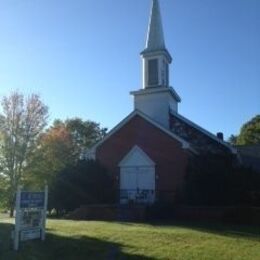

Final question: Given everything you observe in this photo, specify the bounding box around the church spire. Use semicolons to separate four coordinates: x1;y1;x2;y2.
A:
130;0;181;129
145;0;165;52
141;0;172;89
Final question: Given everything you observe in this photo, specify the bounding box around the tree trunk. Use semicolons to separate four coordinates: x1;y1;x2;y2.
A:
9;191;15;218
9;207;14;218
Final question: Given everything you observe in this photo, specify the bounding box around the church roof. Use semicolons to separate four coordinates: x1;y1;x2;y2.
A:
86;109;237;161
170;110;236;154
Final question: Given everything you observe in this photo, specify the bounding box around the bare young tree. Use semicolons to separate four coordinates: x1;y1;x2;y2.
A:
0;91;48;217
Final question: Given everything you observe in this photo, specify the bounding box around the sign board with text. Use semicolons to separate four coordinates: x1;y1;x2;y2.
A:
20;228;41;241
13;185;48;251
20;192;45;209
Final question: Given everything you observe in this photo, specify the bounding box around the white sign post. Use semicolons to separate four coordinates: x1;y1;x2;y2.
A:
13;184;48;251
14;186;21;251
41;185;48;241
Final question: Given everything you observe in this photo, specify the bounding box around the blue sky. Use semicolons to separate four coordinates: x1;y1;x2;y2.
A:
0;0;259;139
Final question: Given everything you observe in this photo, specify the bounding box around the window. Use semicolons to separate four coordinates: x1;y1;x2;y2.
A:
148;59;158;86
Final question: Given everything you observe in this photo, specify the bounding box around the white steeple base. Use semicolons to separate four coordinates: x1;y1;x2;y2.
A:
130;87;180;129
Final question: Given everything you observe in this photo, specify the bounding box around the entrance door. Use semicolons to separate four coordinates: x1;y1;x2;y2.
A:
120;166;155;204
119;146;156;204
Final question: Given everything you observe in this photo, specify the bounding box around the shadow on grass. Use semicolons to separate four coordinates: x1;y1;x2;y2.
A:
147;220;260;241
0;222;156;260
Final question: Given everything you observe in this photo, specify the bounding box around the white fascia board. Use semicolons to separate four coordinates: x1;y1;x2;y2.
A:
170;110;237;154
85;110;195;158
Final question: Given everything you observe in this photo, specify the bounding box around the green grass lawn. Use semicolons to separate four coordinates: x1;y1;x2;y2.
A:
0;214;260;260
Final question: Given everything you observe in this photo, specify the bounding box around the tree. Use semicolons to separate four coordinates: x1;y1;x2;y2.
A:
184;154;234;206
228;115;260;145
0;175;8;209
24;118;107;192
48;160;114;215
236;115;260;145
0;91;48;216
184;154;260;207
24;124;75;190
63;118;107;159
228;135;238;145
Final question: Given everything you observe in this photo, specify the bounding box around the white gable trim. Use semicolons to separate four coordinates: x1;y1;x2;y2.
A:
170;109;237;154
85;109;196;159
119;145;155;167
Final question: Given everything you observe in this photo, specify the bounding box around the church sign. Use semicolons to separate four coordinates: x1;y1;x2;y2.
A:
13;185;48;251
20;192;45;209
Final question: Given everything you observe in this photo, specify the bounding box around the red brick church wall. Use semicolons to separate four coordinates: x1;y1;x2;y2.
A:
96;115;189;204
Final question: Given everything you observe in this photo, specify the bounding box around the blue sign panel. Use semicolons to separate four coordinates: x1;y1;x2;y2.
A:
20;192;45;208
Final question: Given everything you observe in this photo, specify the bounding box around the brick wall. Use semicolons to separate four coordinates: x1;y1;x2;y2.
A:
96;115;189;204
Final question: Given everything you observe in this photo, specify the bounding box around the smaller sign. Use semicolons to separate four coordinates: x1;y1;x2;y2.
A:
20;192;45;208
21;210;42;229
20;228;41;241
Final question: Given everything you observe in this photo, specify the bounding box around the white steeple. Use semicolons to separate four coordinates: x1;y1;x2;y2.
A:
145;0;166;52
141;0;172;89
130;0;181;129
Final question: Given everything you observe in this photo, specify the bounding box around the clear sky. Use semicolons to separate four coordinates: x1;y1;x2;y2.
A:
0;0;259;139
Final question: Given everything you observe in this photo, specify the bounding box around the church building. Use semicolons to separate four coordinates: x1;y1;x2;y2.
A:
87;0;236;205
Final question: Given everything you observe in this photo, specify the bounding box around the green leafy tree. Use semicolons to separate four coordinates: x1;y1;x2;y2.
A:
50;118;106;158
0;175;8;209
0;91;48;216
228;135;238;145
236;115;260;145
64;118;107;158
